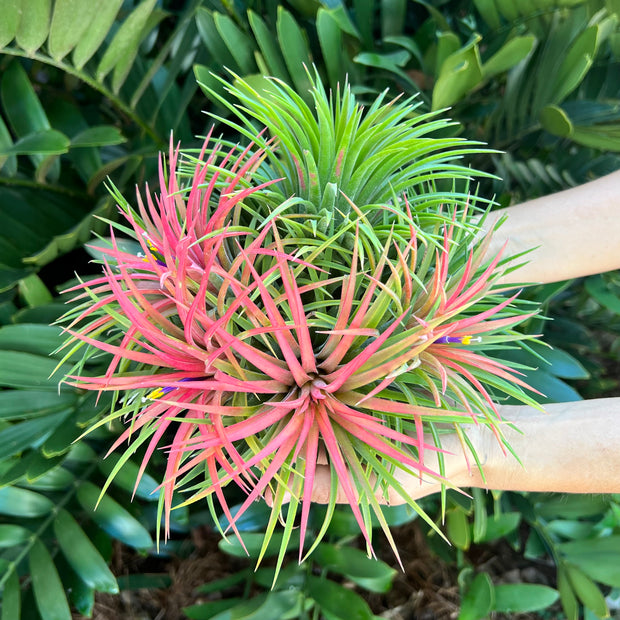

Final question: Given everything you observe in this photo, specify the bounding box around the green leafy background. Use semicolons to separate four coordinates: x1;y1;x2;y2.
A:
2;0;620;618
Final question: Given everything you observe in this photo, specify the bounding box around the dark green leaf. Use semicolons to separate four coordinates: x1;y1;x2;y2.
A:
29;537;72;620
25;465;75;490
276;7;313;99
0;524;32;547
317;8;344;88
493;584;559;613
99;453;160;501
307;575;374;620
0;408;70;461
0;351;72;390
218;530;300;559
536;494;610;520
214;13;256;75
313;543;397;593
54;509;119;593
586;274;620;314
0;485;54;517
248;11;289;81
566;565;608;617
183;599;244;620
553;25;598;103
76;482;153;549
1;566;21;620
476;512;521;543
0;390;77;420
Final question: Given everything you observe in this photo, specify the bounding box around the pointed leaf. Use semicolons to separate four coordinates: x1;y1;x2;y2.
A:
214;13;256;74
0;130;70;156
29;538;72;620
0;486;54;517
54;509;119;593
493;583;559;614
0;351;72;390
71;125;126;147
72;0;123;69
482;36;536;78
306;575;375;620
1;566;20;620
459;572;494;620
276;7;313;98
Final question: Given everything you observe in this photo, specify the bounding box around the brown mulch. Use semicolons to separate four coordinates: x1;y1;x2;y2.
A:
77;518;558;620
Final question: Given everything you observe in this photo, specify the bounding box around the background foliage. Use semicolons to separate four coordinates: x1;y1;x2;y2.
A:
1;0;620;618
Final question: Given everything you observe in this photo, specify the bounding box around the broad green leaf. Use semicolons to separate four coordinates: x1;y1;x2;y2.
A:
0;129;70;156
307;575;374;620
18;274;53;307
0;485;54;517
0;0;21;48
72;0;123;69
494;584;559;613
381;0;406;38
0;390;77;420
317;8;344;89
432;36;483;110
313;543;397;593
214;13;256;75
41;420;82;457
48;0;96;60
482;35;536;78
54;509;119;593
446;507;470;550
71;125;126;148
26;465;74;490
76;482;153;549
542;347;589;380
29;538;72;620
96;0;157;82
0;351;71;390
1;567;21;620
16;0;51;54
566;565;608;617
435;31;461;75
586;274;620;314
559;536;620;556
218;530;301;559
0;324;65;357
516;368;582;403
248;11;289;81
1;61;50;136
0;115;16;175
477;512;521;542
540;105;573;138
459;572;494;620
547;519;594;540
277;7;313;99
553;25;598;104
0;524;32;547
536;494;610;520
571;126;620;151
562;552;620;587
473;0;501;29
0;408;70;461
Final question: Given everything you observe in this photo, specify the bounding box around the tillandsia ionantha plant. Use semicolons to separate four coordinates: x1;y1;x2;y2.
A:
59;71;543;576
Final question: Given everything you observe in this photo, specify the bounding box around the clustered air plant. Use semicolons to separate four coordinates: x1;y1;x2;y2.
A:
60;72;541;573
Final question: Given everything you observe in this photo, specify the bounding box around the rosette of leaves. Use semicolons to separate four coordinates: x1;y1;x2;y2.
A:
60;74;542;576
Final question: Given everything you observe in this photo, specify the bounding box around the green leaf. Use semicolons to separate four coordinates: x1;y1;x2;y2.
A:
0;0;21;48
482;36;536;78
477;512;521;543
29;538;72;620
72;0;123;69
553;25;598;104
16;0;51;54
0;486;54;517
18;274;53;307
218;530;301;560
0;390;77;420
542;347;589;380
563;552;620;588
540;105;574;138
0;524;32;547
0;351;71;390
0;408;70;461
307;575;375;620
183;599;244;620
459;572;494;620
473;0;501;30
99;453;160;502
1;61;50;136
0;129;70;156
214;13;256;75
558;566;579;620
276;7;313;99
48;0;96;60
446;507;471;550
566;565;608;617
586;274;620;314
1;567;21;620
96;0;157;83
493;584;559;613
536;494;610;519
313;543;397;593
432;36;483;110
71;125;126;147
54;509;119;593
26;465;75;490
248;10;289;81
317;8;344;89
76;482;153;549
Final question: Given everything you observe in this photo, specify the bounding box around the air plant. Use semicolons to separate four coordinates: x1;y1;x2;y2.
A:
60;73;542;575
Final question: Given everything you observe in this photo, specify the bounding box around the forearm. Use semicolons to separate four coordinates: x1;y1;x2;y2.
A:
462;398;620;494
484;170;620;285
